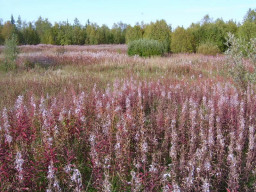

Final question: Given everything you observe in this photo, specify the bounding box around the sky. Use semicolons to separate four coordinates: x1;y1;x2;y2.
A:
0;0;256;29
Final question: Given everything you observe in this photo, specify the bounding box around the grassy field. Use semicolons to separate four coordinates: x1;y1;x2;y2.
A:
0;45;255;191
0;45;228;109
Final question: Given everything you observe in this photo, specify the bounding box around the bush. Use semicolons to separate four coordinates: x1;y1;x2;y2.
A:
197;42;221;56
225;33;256;89
3;34;19;71
127;39;165;57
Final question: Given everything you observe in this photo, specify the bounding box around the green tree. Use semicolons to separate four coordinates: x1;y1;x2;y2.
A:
188;18;238;53
143;20;171;52
10;15;15;25
187;23;201;52
238;21;256;42
215;19;238;51
35;17;54;44
1;21;15;40
196;20;226;52
3;34;19;71
97;25;113;44
243;8;256;23
201;14;213;25
85;23;99;44
72;18;86;45
225;20;238;35
125;25;143;43
56;21;73;45
16;15;22;31
237;9;256;42
14;16;24;44
22;22;40;44
171;26;193;53
1;17;23;44
111;22;127;44
51;23;60;45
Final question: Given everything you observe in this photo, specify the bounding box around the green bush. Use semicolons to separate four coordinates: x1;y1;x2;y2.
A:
225;33;256;89
3;34;19;71
197;42;221;56
127;39;165;57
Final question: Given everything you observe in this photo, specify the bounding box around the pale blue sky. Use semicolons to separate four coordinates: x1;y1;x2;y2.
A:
0;0;256;28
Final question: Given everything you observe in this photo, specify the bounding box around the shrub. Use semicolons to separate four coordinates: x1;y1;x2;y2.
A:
197;42;221;56
3;34;19;71
128;39;165;57
225;33;256;88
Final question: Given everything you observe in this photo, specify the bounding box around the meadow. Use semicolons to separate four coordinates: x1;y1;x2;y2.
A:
0;45;255;191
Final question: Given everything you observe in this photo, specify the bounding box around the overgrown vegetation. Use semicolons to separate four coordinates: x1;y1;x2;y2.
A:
171;26;194;53
0;43;256;191
127;39;165;57
2;34;18;71
0;8;256;54
225;33;256;88
0;7;256;192
197;42;221;56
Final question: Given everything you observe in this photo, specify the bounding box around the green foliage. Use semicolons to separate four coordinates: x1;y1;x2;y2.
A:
187;18;239;53
125;25;143;43
1;21;16;40
187;23;201;52
143;20;171;52
197;42;221;55
127;39;164;57
244;8;256;23
171;26;194;53
216;19;238;35
198;22;226;52
111;22;127;44
1;9;255;49
3;34;19;71
85;23;99;44
72;18;86;45
225;33;256;88
97;24;113;44
238;21;256;42
22;23;40;45
35;17;54;44
56;21;73;45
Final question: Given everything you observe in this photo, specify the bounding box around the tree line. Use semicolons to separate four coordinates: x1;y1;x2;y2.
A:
0;8;256;53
